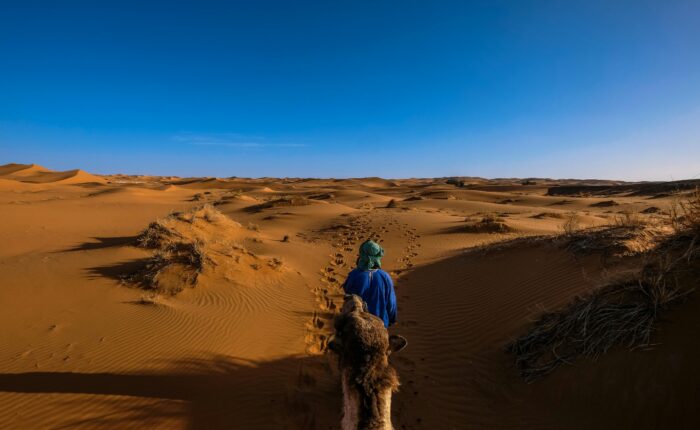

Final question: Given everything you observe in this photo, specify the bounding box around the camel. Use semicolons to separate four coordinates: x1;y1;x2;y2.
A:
328;294;407;430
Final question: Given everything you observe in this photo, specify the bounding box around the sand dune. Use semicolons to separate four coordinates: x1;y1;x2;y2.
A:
0;164;107;185
0;162;696;429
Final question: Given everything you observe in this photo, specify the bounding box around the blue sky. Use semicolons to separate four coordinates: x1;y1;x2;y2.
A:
1;0;699;179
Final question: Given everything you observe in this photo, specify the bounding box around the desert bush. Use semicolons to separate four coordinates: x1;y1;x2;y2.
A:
590;200;619;207
507;249;695;382
446;178;465;187
268;257;283;270
531;212;564;219
560;212;580;236
125;240;210;295
670;188;700;234
509;191;700;382
199;204;227;223
137;219;182;248
612;211;645;228
464;214;512;233
386;199;397;208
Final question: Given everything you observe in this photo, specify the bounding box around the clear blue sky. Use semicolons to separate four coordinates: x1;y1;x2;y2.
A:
1;0;699;180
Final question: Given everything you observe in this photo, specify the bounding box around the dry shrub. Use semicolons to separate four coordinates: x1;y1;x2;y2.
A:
612;211;645;228
386;199;397;208
531;212;564;219
465;214;512;233
249;195;311;212
199;204;228;223
508;192;700;382
590;200;619;207
508;251;695;382
129;205;234;295
670;188;700;235
268;257;283;270
136;205;231;248
137;219;182;248
126;240;210;295
565;225;669;258
560;212;580;236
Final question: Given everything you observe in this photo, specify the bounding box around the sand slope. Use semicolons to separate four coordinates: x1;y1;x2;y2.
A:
0;164;107;184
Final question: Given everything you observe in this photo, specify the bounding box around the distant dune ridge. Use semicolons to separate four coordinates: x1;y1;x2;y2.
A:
0;162;697;429
0;163;107;184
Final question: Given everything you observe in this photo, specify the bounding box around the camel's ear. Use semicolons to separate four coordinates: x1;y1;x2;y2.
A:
389;335;407;353
327;334;342;353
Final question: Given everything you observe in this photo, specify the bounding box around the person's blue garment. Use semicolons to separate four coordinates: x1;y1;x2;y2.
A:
342;268;397;328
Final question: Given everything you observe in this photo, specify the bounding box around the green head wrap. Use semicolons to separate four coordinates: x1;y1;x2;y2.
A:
356;240;384;270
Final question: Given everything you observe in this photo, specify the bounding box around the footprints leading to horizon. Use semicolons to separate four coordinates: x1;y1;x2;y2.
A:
303;211;423;355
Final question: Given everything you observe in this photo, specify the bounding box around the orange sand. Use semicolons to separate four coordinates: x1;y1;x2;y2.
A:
0;163;695;429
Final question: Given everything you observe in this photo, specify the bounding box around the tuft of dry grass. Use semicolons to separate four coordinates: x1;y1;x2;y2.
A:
531;212;565;219
127;240;211;295
508;191;700;382
268;257;283;270
248;195;312;212
560;212;580;236
464;214;512;233
128;205;236;295
137;219;182;248
612;211;645;228
670;188;700;235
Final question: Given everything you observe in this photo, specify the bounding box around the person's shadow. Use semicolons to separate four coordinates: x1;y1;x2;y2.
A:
0;354;341;429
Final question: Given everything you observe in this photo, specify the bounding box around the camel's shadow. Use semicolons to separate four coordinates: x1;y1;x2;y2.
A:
0;354;342;429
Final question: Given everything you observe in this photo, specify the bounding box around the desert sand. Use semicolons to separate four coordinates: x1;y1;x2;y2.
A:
0;163;697;429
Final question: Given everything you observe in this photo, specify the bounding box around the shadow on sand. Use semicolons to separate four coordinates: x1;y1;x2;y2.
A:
0;354;342;429
57;236;139;253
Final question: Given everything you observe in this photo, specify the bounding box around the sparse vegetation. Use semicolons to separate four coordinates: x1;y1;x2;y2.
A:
247;195;312;212
612;211;645;228
670;188;700;235
128;205;244;295
590;199;619;207
560;212;580;236
464;214;512;233
446;178;465;187
531;212;564;219
508;191;700;382
268;257;283;270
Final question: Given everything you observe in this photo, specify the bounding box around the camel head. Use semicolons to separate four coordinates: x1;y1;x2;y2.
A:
328;294;407;430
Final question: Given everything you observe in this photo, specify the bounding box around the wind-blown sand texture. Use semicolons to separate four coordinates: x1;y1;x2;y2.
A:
0;163;697;429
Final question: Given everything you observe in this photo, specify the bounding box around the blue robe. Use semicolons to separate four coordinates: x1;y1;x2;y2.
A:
342;268;397;328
